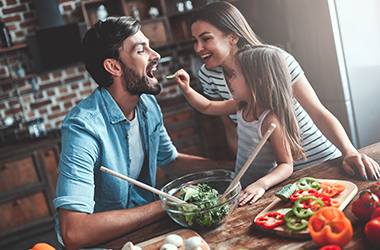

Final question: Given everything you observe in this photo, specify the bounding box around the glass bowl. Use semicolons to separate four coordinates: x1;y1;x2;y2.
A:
159;169;241;229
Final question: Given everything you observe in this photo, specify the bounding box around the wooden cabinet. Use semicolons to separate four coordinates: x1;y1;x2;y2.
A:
81;0;171;47
81;0;239;47
0;139;61;249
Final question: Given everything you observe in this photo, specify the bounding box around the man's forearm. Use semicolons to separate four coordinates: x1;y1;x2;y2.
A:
59;200;166;250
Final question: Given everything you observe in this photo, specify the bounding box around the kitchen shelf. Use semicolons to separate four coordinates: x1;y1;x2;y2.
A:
167;7;201;18
0;43;28;54
0;73;36;86
81;0;239;47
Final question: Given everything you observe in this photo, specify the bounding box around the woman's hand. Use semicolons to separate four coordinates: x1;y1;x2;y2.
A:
238;182;266;206
342;151;380;180
174;69;191;93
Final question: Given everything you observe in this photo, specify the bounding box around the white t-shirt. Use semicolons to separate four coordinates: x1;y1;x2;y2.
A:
129;110;144;179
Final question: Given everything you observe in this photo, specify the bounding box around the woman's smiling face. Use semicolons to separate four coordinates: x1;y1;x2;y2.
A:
191;20;236;69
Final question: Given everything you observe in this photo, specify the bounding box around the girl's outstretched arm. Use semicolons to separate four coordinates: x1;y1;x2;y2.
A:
174;69;238;116
238;114;294;206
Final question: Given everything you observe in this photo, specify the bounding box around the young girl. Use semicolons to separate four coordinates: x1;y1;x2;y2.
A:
174;45;305;206
189;1;379;180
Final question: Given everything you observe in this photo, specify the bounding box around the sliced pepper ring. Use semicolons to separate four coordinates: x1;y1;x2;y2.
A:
320;186;339;197
284;210;308;231
320;182;346;194
329;198;341;208
255;212;285;229
296;177;320;190
293;196;325;218
289;189;319;202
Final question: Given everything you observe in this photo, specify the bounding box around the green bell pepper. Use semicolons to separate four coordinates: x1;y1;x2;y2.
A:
296;177;320;190
284;210;309;231
292;196;325;218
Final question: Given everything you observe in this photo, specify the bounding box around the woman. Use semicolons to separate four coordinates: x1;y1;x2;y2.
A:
190;1;379;180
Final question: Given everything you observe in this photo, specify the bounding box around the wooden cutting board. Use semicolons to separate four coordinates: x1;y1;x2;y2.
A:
253;179;358;239
135;229;210;250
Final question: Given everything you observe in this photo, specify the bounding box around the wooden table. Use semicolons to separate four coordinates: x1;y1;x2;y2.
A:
99;142;380;250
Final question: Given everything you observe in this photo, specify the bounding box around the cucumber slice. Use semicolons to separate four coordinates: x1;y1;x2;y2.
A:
277;208;292;215
275;184;297;202
166;74;179;79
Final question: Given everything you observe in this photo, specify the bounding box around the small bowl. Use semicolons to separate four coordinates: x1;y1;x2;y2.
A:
159;169;241;229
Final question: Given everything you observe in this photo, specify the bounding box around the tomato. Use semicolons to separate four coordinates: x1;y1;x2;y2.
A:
318;245;341;250
308;207;353;248
369;182;380;199
371;207;380;220
365;217;380;246
351;189;380;220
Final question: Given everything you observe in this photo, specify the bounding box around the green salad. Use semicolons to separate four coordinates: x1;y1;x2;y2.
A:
176;184;229;228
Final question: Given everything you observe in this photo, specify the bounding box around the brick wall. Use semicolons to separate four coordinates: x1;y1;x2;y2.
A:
0;0;203;141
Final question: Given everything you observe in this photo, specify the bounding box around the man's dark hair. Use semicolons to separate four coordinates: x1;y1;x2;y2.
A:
82;16;141;87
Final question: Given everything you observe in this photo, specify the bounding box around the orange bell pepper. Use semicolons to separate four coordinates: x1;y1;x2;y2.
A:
328;198;341;208
308;207;353;248
320;182;346;194
29;243;56;250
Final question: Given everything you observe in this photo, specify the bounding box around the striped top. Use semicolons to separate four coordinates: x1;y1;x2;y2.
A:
236;109;276;188
198;49;341;170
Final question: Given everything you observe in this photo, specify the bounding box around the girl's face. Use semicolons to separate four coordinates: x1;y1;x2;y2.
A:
230;59;251;102
191;20;236;69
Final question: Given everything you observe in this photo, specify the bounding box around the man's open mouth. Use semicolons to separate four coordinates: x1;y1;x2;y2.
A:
146;63;158;82
147;68;156;79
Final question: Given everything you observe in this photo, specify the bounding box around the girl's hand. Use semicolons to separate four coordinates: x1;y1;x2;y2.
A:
174;69;191;93
238;182;266;206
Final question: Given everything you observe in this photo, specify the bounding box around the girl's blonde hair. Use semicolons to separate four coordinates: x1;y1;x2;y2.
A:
236;45;305;161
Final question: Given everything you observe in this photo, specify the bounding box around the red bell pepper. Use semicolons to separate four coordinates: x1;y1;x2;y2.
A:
289;189;319;202
255;212;285;229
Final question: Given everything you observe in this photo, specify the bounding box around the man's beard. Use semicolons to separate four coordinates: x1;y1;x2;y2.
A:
120;60;161;96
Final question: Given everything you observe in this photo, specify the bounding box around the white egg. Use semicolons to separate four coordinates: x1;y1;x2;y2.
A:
184;236;202;250
121;242;142;250
164;234;183;247
159;243;178;250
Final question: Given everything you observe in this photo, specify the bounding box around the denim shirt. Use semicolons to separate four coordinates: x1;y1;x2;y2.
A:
53;87;178;238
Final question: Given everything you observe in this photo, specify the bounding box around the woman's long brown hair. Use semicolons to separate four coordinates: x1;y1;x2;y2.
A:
190;1;261;48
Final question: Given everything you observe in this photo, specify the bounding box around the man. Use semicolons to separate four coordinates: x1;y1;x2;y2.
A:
53;17;233;250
